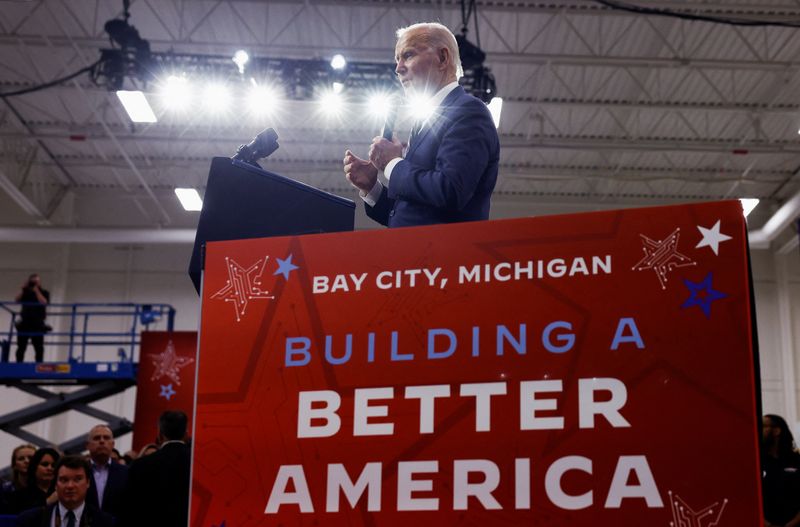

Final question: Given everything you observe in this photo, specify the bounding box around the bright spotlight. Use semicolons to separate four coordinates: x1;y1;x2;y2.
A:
488;97;503;128
247;85;280;115
330;54;347;70
233;49;249;74
367;94;392;119
740;198;759;217
175;188;203;211
161;75;191;110
319;91;343;117
408;94;435;121
203;83;231;113
332;81;345;94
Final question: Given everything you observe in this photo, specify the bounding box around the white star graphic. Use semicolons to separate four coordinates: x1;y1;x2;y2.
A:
695;220;732;255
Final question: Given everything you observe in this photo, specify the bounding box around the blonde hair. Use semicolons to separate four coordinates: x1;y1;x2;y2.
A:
396;22;463;79
10;444;36;489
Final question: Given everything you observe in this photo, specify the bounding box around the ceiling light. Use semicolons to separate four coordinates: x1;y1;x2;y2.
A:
160;75;191;110
367;94;392;119
740;198;759;217
203;84;231;113
408;94;435;121
116;90;157;123
330;54;346;70
488;97;503;128
319;91;343;117
233;49;249;74
247;85;280;116
175;188;203;211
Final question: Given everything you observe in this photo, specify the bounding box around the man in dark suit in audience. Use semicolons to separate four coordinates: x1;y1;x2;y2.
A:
85;424;127;520
17;455;113;527
122;410;191;527
344;22;500;227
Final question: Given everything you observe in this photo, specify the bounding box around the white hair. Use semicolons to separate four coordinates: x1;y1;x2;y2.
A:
396;22;463;79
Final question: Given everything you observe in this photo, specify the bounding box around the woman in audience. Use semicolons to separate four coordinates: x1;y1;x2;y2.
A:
8;447;60;513
5;444;35;491
0;444;36;512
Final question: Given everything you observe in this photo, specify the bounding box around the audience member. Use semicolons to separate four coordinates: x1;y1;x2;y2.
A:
0;444;35;513
122;411;190;527
137;443;158;458
10;447;59;514
121;451;136;466
110;449;122;464
85;425;127;520
763;414;800;527
16;455;113;527
14;274;50;363
4;444;35;492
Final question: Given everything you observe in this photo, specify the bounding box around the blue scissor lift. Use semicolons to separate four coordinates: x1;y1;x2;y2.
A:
0;302;176;454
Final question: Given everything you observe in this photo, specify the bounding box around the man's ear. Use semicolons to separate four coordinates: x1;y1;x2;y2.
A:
439;48;449;68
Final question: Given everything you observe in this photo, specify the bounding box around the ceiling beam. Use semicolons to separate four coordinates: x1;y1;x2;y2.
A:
0;166;45;218
2;127;799;155
0;35;797;71
0;227;195;244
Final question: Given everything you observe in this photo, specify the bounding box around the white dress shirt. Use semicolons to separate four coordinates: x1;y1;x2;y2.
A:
362;81;461;206
91;460;109;507
52;502;85;527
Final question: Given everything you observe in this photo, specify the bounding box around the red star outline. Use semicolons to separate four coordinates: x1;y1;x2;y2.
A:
150;340;195;386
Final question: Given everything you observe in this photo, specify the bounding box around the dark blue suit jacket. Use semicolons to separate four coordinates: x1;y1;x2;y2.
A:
120;442;190;527
16;503;113;527
366;85;500;228
86;462;127;520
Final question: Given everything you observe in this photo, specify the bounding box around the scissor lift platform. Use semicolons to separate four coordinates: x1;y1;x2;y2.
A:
0;302;175;453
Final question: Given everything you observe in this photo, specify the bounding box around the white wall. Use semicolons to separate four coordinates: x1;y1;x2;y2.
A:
0;238;796;461
754;246;800;431
0;242;199;456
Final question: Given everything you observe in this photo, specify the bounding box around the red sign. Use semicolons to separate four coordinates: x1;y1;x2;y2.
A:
192;201;761;526
134;331;197;450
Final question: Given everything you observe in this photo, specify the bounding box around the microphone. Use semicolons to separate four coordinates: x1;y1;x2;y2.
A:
381;99;398;141
233;128;279;164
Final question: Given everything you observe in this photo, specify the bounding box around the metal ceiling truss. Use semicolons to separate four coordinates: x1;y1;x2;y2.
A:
1;0;799;240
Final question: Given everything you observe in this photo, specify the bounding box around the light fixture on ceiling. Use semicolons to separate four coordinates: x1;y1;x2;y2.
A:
247;84;280;116
115;90;157;123
175;188;203;211
160;75;191;110
367;93;392;119
203;83;231;113
740;198;759;217
232;49;250;74
330;54;347;70
319;90;344;117
408;94;435;121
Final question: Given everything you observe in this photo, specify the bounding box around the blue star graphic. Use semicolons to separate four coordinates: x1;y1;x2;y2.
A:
274;254;299;280
681;272;727;318
159;384;176;401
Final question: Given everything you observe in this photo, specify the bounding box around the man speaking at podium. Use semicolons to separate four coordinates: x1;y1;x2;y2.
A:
343;22;500;228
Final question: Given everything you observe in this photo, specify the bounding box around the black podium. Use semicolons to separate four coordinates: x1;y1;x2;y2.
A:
188;157;356;293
